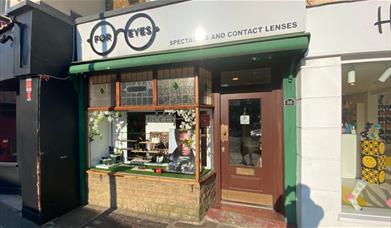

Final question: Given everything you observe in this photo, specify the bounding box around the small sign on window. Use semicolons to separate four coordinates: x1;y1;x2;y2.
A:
240;115;250;125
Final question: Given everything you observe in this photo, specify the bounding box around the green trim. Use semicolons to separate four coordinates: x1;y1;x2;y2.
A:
283;60;298;225
77;77;87;205
69;35;309;74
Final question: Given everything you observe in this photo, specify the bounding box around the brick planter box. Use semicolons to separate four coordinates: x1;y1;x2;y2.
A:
87;170;216;221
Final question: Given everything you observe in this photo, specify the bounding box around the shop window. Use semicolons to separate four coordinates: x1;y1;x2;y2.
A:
0;91;17;163
157;67;195;105
228;99;262;167
89;74;116;107
200;109;213;170
341;62;391;216
120;71;153;106
88;108;213;178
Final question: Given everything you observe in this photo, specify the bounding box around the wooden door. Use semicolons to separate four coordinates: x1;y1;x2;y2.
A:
220;92;275;207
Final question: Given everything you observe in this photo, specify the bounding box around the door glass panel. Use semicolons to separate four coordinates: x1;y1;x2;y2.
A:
228;99;262;167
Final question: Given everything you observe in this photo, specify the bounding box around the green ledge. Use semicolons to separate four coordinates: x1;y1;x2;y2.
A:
91;166;211;180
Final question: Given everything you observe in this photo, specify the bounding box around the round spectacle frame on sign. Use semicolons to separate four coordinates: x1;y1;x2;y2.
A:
87;21;118;56
124;13;160;51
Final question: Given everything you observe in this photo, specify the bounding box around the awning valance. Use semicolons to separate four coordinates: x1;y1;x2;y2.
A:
69;34;309;75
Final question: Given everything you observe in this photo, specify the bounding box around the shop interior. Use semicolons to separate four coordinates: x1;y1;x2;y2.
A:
341;61;391;215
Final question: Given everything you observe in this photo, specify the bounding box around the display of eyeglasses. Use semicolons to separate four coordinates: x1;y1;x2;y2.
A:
90;111;206;175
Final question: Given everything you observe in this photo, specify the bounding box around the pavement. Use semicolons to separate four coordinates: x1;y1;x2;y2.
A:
42;206;239;228
1;194;285;228
0;194;39;228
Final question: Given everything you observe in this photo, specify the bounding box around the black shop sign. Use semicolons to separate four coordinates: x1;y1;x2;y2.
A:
87;13;160;56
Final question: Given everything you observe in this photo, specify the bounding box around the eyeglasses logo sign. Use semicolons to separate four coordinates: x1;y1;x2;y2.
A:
88;13;160;56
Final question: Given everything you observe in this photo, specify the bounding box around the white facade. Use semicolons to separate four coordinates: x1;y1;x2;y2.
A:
298;1;391;227
76;0;305;61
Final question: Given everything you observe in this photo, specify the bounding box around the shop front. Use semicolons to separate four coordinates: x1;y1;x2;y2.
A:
299;1;391;227
70;0;308;223
1;2;80;224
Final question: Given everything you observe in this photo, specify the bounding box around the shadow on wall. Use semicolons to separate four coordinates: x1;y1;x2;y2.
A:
276;184;324;227
296;184;324;228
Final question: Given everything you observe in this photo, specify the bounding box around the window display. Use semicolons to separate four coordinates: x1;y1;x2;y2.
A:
88;109;213;176
341;62;391;215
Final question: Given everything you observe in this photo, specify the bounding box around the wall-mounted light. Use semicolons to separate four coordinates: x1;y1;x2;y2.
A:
232;77;239;81
378;66;391;83
348;67;356;86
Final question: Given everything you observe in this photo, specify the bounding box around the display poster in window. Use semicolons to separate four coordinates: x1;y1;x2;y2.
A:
240;115;250;125
168;129;195;174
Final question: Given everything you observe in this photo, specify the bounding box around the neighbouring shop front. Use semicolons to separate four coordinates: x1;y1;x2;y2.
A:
0;2;80;224
70;1;308;223
298;1;391;227
0;12;21;195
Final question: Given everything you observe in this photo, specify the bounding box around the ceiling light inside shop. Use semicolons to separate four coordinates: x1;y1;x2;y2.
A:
348;69;356;86
194;27;207;41
378;66;391;82
232;77;239;81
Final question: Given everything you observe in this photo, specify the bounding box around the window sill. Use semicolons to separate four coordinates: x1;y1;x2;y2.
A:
339;206;391;224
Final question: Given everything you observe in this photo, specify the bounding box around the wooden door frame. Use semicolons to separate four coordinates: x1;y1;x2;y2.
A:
213;88;284;219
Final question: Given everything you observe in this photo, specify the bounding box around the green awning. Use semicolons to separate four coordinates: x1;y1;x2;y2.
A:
69;34;309;74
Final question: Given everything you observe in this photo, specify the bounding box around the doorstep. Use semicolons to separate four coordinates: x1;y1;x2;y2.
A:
206;208;287;228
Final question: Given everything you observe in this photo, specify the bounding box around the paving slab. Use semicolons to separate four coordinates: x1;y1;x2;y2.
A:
0;200;39;228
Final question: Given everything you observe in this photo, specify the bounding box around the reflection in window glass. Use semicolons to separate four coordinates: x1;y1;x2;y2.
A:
199;68;212;105
0;92;16;163
157;67;195;105
228;99;262;167
341;62;391;216
200;109;213;171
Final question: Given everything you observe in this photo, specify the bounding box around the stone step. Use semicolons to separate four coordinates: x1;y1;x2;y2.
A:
206;208;287;228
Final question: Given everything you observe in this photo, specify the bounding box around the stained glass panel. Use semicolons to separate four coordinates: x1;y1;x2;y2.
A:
120;71;153;106
199;67;212;105
157;67;195;105
89;74;116;107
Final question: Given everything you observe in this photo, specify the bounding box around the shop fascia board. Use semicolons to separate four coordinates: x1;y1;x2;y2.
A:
69;33;310;75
